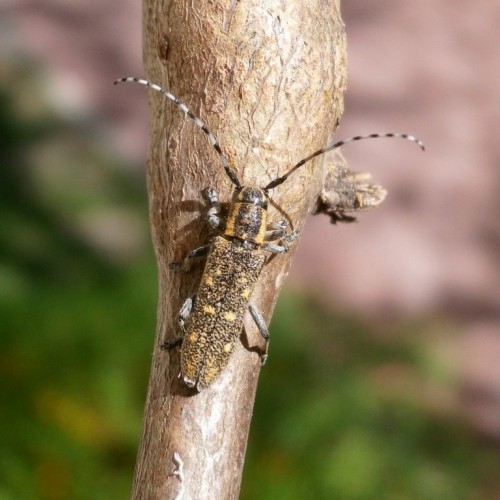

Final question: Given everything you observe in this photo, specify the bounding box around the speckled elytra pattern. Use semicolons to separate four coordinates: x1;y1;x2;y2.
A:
181;237;266;390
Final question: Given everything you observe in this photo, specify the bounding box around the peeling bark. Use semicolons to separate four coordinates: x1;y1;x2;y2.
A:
132;1;347;498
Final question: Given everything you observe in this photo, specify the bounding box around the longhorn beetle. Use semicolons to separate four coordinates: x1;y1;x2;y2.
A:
114;77;425;391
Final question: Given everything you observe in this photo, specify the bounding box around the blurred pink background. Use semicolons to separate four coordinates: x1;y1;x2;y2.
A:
4;0;500;438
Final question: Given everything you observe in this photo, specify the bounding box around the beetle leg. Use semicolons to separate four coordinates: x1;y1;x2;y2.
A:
170;189;220;272
162;336;183;350
169;244;211;272
202;188;222;231
178;295;195;331
248;303;269;364
262;229;300;254
265;220;288;241
161;295;196;350
248;304;269;340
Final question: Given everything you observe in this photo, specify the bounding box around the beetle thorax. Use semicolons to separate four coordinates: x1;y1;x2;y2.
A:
224;187;268;245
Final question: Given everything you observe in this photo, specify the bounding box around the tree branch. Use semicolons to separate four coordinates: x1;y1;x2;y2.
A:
132;1;346;498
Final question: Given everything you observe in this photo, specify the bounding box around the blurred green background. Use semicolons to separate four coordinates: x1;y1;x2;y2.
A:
2;47;500;500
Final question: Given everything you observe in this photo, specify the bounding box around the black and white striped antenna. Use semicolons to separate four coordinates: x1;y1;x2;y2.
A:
264;133;425;190
114;77;242;189
115;77;425;192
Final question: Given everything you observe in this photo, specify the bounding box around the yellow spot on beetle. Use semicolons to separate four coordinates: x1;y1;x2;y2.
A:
224;343;232;353
204;276;213;286
255;219;266;244
204;367;218;382
188;333;198;342
226;212;237;236
241;288;250;299
224;311;237;322
203;305;216;315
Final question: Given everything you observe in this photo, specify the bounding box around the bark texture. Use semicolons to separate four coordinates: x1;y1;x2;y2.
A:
133;1;347;498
